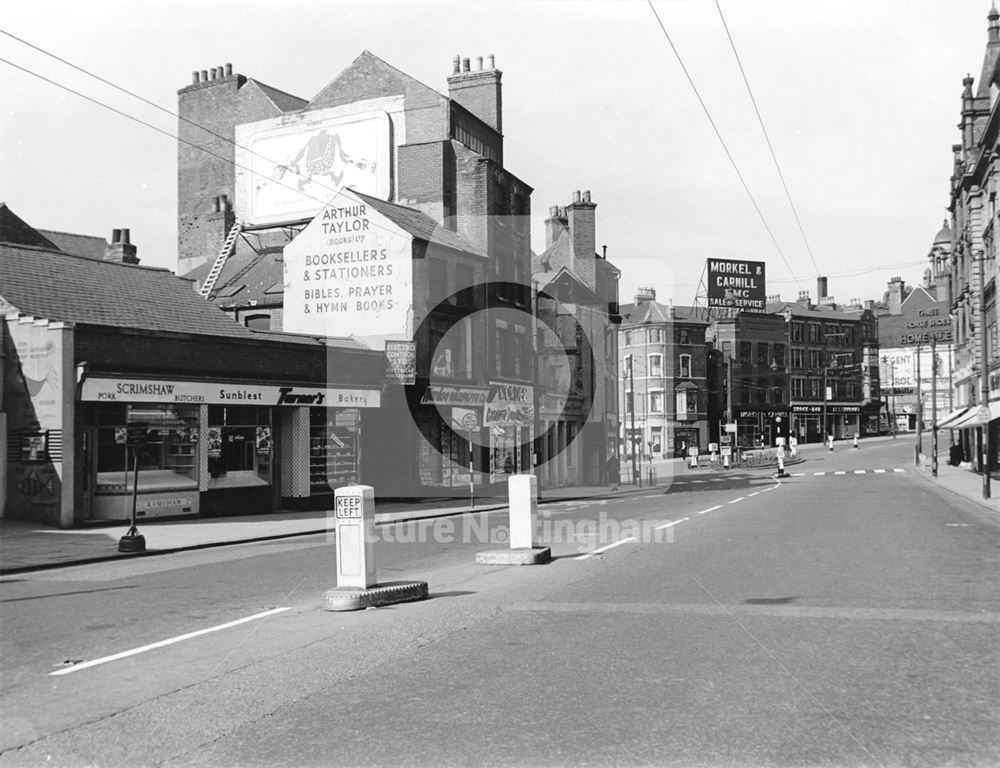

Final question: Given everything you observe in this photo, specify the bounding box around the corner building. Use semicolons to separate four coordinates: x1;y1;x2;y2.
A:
177;53;539;498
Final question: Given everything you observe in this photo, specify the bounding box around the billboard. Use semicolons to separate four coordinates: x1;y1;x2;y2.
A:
235;107;393;227
282;190;413;350
707;259;766;311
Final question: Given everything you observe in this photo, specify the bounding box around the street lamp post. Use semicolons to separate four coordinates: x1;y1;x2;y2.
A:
977;249;991;500
932;337;938;478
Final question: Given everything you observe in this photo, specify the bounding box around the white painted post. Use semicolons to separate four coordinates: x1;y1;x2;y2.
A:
853;433;859;449
508;474;538;550
334;485;376;589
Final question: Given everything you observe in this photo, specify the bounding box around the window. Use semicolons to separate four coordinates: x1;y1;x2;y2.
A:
648;354;663;377
755;378;768;404
679;328;690;345
675;390;697;417
244;314;271;331
809;379;822;398
792;348;804;369
792;378;806;398
625;390;634;413
513;325;526;378
774;344;786;367
650;391;664;413
844;326;855;346
756;342;769;367
791;322;804;342
649;328;662;344
650;427;662;453
624;354;633;378
807;323;820;343
494;320;507;376
624;331;632;346
809;349;820;369
679;354;692;378
739;341;752;366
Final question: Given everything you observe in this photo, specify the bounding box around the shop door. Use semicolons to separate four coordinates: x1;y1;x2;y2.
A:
223;427;255;473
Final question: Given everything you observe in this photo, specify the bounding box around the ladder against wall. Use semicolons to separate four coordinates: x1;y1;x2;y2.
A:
198;220;242;299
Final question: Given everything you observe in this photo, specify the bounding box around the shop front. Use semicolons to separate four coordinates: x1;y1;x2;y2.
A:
792;403;861;442
80;377;379;519
485;382;534;485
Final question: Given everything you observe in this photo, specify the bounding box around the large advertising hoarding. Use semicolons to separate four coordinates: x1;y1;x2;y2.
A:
880;345;953;416
282;190;413;351
707;259;766;311
235;107;393;227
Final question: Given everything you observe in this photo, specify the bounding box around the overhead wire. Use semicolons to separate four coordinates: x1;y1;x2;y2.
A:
714;0;823;279
645;0;802;290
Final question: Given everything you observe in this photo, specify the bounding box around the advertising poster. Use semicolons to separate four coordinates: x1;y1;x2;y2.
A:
707;259;766;310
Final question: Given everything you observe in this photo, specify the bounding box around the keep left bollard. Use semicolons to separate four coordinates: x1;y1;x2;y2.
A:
475;474;551;565
324;484;428;611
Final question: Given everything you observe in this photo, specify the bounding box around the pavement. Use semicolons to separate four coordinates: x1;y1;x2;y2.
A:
2;436;996;574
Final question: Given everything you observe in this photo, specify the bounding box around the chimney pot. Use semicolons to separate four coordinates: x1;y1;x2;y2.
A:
121;228;130;245
572;190;581;204
213;196;221;213
548;206;559;218
475;56;483;71
201;70;208;82
218;65;225;79
111;228;122;244
817;276;828;299
192;71;200;84
582;190;591;203
452;55;460;74
486;54;495;69
462;57;470;72
211;68;218;80
225;63;233;76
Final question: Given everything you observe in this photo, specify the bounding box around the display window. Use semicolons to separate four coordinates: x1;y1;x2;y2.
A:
310;408;361;492
208;405;272;487
90;403;200;494
418;414;478;488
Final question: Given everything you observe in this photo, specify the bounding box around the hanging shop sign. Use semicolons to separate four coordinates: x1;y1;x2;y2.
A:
385;340;416;385
81;377;381;408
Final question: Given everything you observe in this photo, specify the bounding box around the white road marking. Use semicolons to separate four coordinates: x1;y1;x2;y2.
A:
698;505;723;515
893;468;906;473
874;469;886;474
854;470;866;474
814;472;826;476
575;537;638;560
728;497;745;504
655;517;690;531
834;471;847;475
49;607;292;676
791;472;805;476
760;486;774;493
748;492;760;497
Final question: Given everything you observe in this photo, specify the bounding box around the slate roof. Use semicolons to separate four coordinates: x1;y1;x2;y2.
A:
354;191;486;256
764;301;867;320
0;243;259;339
36;229;107;260
618;301;707;326
251;80;309;113
0;203;58;250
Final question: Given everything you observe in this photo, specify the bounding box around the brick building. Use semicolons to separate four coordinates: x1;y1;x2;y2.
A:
618;290;708;461
1;205;384;526
175;52;553;496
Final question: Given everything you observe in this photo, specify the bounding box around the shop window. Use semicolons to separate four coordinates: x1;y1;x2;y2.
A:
92;403;200;497
310;408;360;491
207;405;272;485
650;427;662;453
675;390;697;417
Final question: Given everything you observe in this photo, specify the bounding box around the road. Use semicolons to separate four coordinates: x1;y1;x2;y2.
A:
1;439;997;767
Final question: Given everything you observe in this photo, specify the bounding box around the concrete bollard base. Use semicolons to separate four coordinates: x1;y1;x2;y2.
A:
475;547;551;566
323;581;428;612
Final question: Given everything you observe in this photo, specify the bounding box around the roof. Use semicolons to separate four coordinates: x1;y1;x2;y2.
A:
36;229;107;260
932;220;952;247
533;266;600;306
618;300;707;326
250;79;309;113
1;242;259;339
0;203;58;250
309;50;444;111
764;301;867;321
353;191;486;256
247;329;369;350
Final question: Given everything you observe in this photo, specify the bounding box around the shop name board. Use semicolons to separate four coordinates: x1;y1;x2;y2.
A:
420;386;490;405
707;259;766;310
485;382;534;427
792;404;860;414
81;378;381;408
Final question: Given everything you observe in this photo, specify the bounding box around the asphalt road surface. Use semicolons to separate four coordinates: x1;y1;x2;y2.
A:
1;439;997;767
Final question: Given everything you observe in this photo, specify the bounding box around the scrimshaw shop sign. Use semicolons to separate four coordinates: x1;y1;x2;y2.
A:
283;189;413;350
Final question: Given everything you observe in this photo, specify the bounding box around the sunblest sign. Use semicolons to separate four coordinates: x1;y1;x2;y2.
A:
81;378;381;408
707;259;766;311
282;190;414;350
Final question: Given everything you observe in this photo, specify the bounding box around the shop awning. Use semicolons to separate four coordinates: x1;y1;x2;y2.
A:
935;407;970;429
947;402;1000;429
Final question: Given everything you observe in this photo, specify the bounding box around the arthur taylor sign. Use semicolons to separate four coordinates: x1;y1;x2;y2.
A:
282;190;413;350
81;378;381;408
707;259;766;311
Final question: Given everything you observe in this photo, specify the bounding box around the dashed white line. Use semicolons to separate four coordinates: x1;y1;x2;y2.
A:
748;492;760;497
728;497;745;504
698;505;723;515
49;607;292;676
655;517;689;531
893;468;906;473
874;469;886;474
814;472;826;476
854;470;866;474
791;472;805;476
575;537;638;560
834;471;847;475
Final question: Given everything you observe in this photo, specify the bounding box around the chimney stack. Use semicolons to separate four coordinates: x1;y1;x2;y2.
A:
567;190;597;290
104;227;139;265
887;276;905;315
817;276;828;299
634;287;656;303
544;205;568;249
447;53;503;134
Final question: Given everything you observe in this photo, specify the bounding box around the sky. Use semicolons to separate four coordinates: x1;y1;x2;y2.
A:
0;0;989;308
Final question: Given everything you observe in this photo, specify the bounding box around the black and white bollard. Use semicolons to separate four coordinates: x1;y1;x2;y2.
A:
853;433;859;449
324;485;428;611
476;475;551;565
828;434;834;452
775;450;789;478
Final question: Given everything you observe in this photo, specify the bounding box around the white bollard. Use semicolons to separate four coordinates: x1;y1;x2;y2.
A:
508;474;538;550
853;434;859;449
333;485;377;589
828;434;834;452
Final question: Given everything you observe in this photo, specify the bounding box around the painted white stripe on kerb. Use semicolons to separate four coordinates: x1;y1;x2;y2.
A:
748;492;760;497
655;517;689;531
50;607;292;676
575;537;637;561
698;505;723;515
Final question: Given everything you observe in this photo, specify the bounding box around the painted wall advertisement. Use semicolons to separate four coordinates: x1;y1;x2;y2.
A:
707;259;766;311
880;345;953;416
282;190;414;350
234;106;393;226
